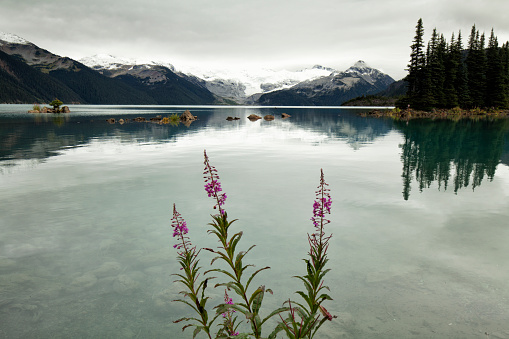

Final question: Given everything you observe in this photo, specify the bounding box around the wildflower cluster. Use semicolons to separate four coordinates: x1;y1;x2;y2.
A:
310;169;332;230
171;204;217;339
171;204;190;252
219;290;239;337
171;151;336;338
278;168;336;338
203;150;227;214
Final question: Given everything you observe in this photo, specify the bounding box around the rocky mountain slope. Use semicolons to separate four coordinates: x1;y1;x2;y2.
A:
257;61;395;106
1;32;397;106
79;55;336;103
0;33;216;104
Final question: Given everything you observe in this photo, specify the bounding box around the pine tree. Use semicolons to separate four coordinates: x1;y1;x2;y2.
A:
454;31;471;108
486;29;507;108
466;25;487;107
406;18;426;108
444;33;460;107
501;42;509;103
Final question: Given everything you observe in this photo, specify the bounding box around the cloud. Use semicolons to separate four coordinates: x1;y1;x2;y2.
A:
2;0;509;80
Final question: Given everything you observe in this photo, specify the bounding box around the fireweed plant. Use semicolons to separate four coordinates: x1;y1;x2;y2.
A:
275;169;337;339
171;151;336;338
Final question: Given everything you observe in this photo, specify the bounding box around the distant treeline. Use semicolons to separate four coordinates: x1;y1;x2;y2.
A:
398;19;509;110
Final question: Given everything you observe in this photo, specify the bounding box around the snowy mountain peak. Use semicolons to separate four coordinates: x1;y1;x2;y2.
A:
346;60;372;73
79;54;175;71
311;65;335;72
0;32;30;45
353;60;368;68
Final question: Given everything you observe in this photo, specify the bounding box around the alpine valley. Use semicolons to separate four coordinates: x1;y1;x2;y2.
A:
0;32;396;105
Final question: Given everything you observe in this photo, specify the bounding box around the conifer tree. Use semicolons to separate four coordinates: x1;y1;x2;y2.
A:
486;29;507;107
454;31;471;108
403;21;509;110
406;18;426;108
444;33;460;107
466;25;487;107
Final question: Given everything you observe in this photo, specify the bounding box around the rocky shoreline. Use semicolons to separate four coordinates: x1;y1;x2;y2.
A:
361;107;509;120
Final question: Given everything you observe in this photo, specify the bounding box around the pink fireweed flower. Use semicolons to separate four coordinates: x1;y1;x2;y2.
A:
171;204;191;254
310;169;332;233
203;150;227;214
222;289;238;336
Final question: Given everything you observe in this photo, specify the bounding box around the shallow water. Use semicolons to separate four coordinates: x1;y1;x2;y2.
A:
1;105;509;338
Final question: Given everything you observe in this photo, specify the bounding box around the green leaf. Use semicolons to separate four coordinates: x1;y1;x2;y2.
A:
311;316;331;338
205;268;236;280
254;314;262;335
250;285;266;314
261;306;290;325
295;290;312;306
268;321;287;339
192;326;203;338
245;266;270;290
317;293;333;302
173;317;190;323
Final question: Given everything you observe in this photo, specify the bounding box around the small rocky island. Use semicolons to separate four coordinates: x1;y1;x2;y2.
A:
28;99;70;113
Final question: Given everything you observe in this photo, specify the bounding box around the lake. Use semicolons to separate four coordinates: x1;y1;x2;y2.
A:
1;105;509;338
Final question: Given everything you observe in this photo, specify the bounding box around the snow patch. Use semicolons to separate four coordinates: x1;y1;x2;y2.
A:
0;32;29;45
176;65;334;96
79;54;175;71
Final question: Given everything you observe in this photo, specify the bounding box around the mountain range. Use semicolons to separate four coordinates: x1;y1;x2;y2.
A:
0;32;396;105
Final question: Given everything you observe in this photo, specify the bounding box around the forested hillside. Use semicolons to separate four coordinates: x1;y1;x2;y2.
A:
0;50;83;103
399;19;509;110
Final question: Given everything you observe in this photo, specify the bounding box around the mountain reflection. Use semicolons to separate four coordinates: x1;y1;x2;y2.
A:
0;108;392;164
396;119;509;200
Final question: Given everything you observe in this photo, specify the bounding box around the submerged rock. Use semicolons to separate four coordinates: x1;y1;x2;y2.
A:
93;261;122;278
264;115;275;121
226;116;240;121
113;274;140;295
71;273;98;290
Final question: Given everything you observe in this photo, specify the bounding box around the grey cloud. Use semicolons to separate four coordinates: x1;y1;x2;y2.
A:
2;0;509;80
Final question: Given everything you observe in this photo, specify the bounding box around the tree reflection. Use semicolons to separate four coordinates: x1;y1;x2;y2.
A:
397;119;509;200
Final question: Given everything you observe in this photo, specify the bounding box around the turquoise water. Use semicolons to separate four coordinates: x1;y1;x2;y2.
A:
1;105;509;338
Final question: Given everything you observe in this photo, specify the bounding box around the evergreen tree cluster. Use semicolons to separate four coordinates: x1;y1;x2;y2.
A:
400;19;509;110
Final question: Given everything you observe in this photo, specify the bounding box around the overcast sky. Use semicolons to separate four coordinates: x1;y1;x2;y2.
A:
2;0;509;80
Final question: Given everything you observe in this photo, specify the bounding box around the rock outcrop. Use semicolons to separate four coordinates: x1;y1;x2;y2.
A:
180;110;197;122
247;114;262;121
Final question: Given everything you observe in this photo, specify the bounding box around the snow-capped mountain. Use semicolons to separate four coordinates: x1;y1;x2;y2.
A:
0;33;216;105
80;54;176;72
343;60;391;86
257;60;395;106
0;32;74;71
0;32;29;45
1;31;396;106
180;64;335;98
80;54;337;102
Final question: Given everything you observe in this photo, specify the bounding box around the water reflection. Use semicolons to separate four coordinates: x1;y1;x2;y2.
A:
0;107;392;165
396;119;509;200
2;106;509;338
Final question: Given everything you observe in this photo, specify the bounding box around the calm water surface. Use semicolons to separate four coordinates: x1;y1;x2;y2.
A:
1;105;509;338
